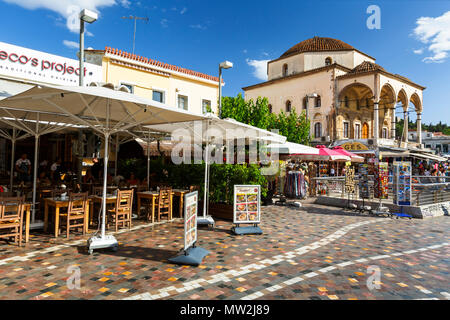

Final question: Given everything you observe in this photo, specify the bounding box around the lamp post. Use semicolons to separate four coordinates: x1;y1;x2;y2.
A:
79;9;98;87
218;61;233;118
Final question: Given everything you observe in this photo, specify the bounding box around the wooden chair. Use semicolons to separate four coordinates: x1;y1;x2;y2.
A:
157;187;172;222
108;189;133;232
0;196;24;246
59;192;88;240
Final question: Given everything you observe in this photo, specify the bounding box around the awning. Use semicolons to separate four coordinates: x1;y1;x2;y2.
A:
262;141;319;155
380;151;410;158
410;152;447;162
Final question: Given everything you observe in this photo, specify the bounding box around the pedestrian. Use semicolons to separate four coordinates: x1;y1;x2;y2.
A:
15;153;31;183
50;158;62;182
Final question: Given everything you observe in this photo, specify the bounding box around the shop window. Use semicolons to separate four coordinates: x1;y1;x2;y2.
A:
202;99;211;114
178;95;188;110
152;90;164;103
314;122;322;138
285;100;291;113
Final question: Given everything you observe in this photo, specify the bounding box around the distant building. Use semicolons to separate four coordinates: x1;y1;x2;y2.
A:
409;131;450;155
84;47;220;115
243;37;426;154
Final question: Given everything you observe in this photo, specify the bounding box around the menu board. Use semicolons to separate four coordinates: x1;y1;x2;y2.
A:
233;185;261;224
344;164;356;194
393;161;412;206
184;191;198;251
374;162;389;199
358;164;370;199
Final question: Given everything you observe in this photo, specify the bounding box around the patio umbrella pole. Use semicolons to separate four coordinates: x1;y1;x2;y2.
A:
31;114;40;226
87;101;118;254
198;120;214;227
114;134;119;177
9;128;16;191
147;130;150;190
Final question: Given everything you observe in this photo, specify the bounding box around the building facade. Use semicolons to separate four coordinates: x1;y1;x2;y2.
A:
409;131;450;155
243;37;426;151
84;47;220;115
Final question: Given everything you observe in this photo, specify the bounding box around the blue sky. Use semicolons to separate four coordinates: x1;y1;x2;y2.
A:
0;0;449;124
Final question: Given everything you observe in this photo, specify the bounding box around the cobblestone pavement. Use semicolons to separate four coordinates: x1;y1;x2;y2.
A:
0;203;448;300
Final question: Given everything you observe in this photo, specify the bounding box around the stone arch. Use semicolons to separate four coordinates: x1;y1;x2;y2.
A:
397;89;409;111
338;83;374;111
410;93;422;113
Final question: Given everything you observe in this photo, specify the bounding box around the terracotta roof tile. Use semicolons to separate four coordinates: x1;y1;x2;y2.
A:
103;46;220;83
347;61;385;75
281;37;355;58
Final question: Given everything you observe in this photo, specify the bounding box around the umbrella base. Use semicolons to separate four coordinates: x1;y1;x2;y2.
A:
168;247;209;266
87;234;118;255
197;215;215;227
231;226;263;235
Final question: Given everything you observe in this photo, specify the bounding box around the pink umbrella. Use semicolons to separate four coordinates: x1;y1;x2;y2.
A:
314;145;351;161
332;146;364;163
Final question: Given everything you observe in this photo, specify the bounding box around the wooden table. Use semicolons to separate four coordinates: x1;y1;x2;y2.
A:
89;195;117;226
44;198;90;238
137;189;189;222
23;203;31;243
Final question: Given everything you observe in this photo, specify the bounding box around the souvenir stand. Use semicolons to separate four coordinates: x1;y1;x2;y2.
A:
283;161;308;199
344;162;357;211
358;163;371;213
169;191;209;265
231;185;263;235
392;161;413;219
373;161;390;215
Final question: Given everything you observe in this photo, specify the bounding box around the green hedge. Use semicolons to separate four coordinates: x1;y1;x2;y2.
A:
118;159;267;204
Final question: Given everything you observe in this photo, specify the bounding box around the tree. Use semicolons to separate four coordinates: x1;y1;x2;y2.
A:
221;94;311;145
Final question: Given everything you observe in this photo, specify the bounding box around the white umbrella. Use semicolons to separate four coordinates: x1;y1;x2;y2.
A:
263;141;320;155
0;83;207;252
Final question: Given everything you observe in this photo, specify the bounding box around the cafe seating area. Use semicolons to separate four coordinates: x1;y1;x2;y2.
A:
0;179;193;246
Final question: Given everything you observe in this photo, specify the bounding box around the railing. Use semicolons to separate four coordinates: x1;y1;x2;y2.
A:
313;175;450;206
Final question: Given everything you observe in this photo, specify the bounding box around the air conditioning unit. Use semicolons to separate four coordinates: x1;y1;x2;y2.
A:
320;136;330;142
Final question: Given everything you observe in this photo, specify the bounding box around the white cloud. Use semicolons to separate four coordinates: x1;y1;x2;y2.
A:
63;39;79;49
413;48;424;55
189;24;206;30
246;59;269;81
413;11;450;63
180;7;187;15
2;0;125;33
160;18;168;28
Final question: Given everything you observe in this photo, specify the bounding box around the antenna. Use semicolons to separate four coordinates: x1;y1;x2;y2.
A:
121;15;149;55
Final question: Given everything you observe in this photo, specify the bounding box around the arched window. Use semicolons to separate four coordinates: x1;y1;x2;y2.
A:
344;96;349;108
268;104;272;113
282;64;288;77
366;98;370;108
325;57;332;66
285;100;291;113
356;100;360;110
382;127;388;139
302;97;308;110
314;122;322;138
315;96;321;108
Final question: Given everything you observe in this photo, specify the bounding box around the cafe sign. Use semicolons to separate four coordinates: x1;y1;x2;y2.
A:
0;41;101;86
340;142;369;151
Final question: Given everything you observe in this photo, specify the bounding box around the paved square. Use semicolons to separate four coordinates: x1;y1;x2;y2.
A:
0;203;448;300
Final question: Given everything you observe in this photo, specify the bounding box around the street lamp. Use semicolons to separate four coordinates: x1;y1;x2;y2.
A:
79;9;98;86
218;61;233;118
